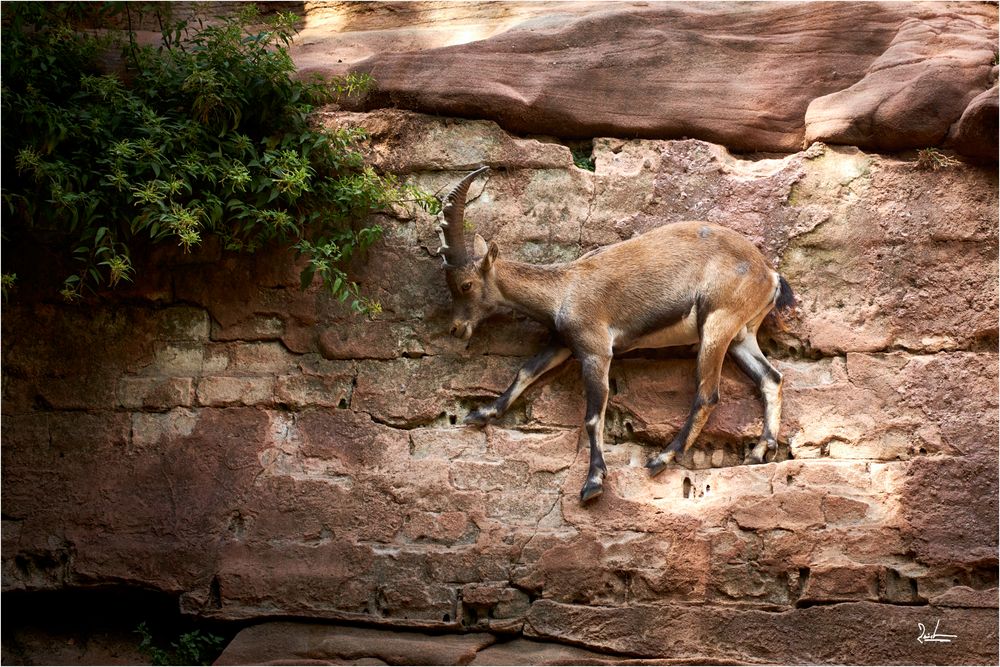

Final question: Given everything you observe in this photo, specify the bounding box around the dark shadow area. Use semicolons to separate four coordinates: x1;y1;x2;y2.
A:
1;587;240;666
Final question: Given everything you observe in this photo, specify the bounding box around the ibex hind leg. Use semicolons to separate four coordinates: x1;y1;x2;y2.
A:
464;345;571;425
728;334;783;464
579;354;612;502
646;312;738;477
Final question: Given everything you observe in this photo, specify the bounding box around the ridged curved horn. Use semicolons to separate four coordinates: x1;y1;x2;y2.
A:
437;166;489;268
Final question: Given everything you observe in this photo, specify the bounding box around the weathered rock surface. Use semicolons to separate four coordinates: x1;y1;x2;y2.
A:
948;83;1000;160
294;1;606;76
2;110;997;665
525;600;999;665
215;622;496;665
216;622;730;665
316;2;997;158
804;9;997;153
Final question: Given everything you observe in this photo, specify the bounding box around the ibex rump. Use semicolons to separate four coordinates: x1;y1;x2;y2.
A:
437;167;794;503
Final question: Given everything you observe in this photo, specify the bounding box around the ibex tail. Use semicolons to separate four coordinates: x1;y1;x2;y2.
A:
767;275;796;331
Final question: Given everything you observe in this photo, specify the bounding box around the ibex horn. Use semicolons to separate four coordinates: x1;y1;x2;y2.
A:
437;166;489;268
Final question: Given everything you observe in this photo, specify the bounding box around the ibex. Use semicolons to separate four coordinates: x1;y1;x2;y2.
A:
437;166;794;503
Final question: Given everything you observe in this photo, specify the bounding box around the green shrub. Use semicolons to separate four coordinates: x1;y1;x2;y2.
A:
135;622;225;666
571;144;596;172
1;2;435;311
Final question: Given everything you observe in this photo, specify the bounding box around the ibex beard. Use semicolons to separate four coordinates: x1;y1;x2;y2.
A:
437;166;795;503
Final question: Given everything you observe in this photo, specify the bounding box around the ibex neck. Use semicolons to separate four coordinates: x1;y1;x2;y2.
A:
495;259;569;327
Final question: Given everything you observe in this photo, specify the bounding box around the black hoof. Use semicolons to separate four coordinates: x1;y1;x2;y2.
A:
645;452;674;477
463;408;492;426
580;480;604;503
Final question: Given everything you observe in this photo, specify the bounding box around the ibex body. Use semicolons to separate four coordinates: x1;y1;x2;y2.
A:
437;167;794;502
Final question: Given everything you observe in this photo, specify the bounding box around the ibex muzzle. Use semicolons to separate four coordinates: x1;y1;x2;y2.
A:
436;167;795;504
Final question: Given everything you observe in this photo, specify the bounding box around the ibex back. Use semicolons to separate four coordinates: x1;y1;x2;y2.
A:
437;167;795;503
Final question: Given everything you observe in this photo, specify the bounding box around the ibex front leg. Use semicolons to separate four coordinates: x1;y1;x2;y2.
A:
579;354;611;502
465;344;572;425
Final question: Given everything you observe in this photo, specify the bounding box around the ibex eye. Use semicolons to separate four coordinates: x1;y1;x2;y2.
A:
461;282;473;292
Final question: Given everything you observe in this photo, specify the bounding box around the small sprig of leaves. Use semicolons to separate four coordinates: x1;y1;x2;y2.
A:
914;148;962;172
2;2;431;311
1;274;17;302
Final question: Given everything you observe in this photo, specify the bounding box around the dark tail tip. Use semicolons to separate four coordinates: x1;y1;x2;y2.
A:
767;275;796;332
775;275;796;312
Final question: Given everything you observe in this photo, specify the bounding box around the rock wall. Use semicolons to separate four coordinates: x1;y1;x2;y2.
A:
3;2;999;664
3;107;997;663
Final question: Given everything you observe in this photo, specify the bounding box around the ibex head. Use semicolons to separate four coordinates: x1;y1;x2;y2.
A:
436;166;501;340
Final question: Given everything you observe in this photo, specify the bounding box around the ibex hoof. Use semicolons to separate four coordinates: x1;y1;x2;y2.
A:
645;451;675;477
463;408;494;427
580;479;604;503
746;441;771;464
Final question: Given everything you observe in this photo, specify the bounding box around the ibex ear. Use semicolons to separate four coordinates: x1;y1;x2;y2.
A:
478;240;500;275
473;234;488;257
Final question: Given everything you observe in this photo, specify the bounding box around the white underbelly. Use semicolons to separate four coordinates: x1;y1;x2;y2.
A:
616;307;701;353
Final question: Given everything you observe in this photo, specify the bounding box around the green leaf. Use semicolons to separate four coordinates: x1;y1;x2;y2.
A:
299;265;315;290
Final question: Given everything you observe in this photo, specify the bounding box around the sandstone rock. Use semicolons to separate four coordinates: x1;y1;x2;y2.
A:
318;109;573;174
901;454;999;573
118;376;194;410
799;562;882;603
197;375;275;407
294;1;605;77
274;360;354;409
2;107;997;667
732;490;826;532
339;3;996;157
805;12;996;152
947;85;999;160
930;586;999;609
215;621;496;665
471;637;638;665
525;599;999;664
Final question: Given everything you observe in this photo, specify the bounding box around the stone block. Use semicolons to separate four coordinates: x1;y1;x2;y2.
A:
213;542;377;620
211;315;285;342
409;427;488;461
34;375;119;410
226;341;299;373
131;409;199;450
274;367;353;409
450;460;530;492
151;341;206;375
296;410;410;472
800;562;881;603
486;428;578;474
402;511;475;545
822;495;873;525
197;376;274;407
118;376;194;409
930;586;999;609
155;306;210;341
319;318;412;360
732;490;826;532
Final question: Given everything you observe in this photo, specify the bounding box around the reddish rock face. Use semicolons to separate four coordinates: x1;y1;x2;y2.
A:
326;2;997;159
2;108;996;664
